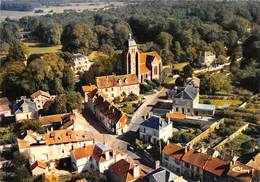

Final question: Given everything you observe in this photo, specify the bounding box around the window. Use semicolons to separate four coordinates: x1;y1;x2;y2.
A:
176;107;179;112
187;108;190;113
154;66;157;75
105;88;108;92
111;88;114;91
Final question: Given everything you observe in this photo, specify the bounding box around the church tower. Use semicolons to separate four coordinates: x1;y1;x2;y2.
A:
124;34;140;80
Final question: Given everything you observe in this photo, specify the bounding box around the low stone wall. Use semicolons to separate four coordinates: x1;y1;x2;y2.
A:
187;118;224;146
214;123;249;151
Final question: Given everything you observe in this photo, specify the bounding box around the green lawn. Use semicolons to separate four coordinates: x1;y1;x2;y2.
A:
23;41;62;55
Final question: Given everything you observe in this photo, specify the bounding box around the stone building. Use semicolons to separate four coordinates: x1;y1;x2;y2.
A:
70;53;94;74
31;90;54;110
171;83;215;116
162;144;230;182
123;34;162;83
96;74;139;100
139;115;172;144
13;98;38;121
107;159;146;182
86;89;127;135
18;129;94;163
198;51;216;67
70;143;127;173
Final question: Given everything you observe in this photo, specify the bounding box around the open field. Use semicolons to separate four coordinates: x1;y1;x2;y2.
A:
200;98;242;107
0;2;125;21
172;62;189;71
23;41;62;55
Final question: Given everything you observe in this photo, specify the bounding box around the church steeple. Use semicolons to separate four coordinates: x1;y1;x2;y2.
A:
124;33;140;80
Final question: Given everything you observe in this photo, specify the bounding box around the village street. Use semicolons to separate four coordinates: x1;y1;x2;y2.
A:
74;88;168;173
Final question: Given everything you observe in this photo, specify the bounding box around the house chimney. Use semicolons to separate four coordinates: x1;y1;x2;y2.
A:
155;160;160;169
105;151;110;160
184;145;188;153
133;164;140;178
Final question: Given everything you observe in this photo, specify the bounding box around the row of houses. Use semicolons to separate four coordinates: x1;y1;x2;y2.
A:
162;143;260;182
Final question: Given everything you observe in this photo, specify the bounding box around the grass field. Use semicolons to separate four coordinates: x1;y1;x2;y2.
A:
172;62;189;71
24;41;62;55
200;98;242;107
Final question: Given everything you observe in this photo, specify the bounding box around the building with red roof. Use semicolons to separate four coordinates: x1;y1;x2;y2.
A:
70;143;127;173
86;89;127;135
107;159;146;182
162;143;233;182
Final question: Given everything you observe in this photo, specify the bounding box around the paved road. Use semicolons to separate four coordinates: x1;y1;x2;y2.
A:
73;89;168;173
74;110;154;173
125;88;168;133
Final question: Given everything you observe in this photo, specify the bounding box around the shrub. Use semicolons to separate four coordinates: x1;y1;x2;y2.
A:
152;79;161;87
140;83;153;93
146;80;157;88
203;99;211;104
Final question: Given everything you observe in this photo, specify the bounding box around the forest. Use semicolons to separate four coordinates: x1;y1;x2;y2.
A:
0;1;260;101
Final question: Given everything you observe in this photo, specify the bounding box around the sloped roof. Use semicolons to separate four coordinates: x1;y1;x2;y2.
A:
182;150;209;168
143;167;186;182
30;160;47;170
39;113;71;125
247;153;260;171
31;90;51;99
82;85;96;93
109;159;145;182
45;130;93;145
227;162;257;182
166;113;186;120
96;74;139;89
173;85;198;100
13;99;38;113
140;115;170;130
203;157;229;176
72;145;95;160
162;144;185;160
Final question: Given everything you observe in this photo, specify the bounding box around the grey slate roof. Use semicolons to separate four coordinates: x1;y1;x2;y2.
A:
143;167;187;182
173;85;198;100
13;99;38;114
140;115;170;130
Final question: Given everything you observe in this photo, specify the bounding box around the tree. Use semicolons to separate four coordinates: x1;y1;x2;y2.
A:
61;23;98;53
199;73;232;94
34;21;62;45
6;41;28;63
183;64;193;79
156;32;173;50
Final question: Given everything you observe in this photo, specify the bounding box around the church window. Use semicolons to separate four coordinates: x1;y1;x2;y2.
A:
128;54;131;73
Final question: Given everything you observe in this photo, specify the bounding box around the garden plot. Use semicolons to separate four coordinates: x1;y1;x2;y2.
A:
194;119;245;148
218;124;260;162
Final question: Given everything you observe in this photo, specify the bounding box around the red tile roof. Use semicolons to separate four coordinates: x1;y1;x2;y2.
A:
30;160;47;170
227;162;257;182
82;85;96;93
204;157;229;176
39;113;71;125
108;159;145;182
166;113;186;120
182;150;209;168
162;144;185;160
72;145;95;160
45;130;94;145
96;74;138;89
